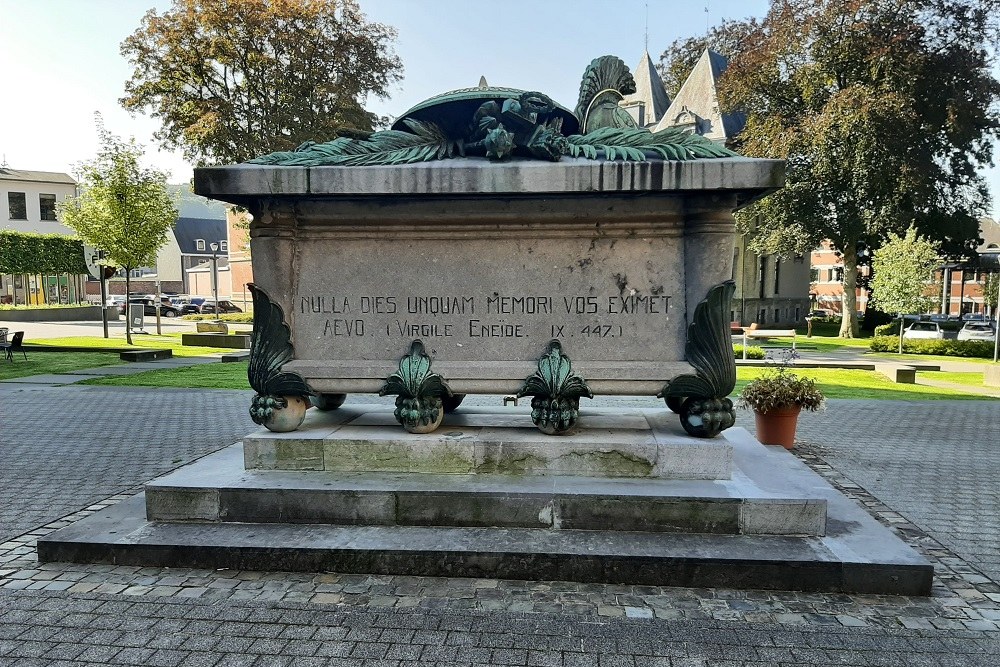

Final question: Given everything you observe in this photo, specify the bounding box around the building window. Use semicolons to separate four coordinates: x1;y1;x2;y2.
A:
219;240;228;252
833;267;844;282
758;256;767;299
795;306;801;321
773;259;781;295
39;194;57;221
196;239;206;251
7;192;26;220
774;308;780;323
809;268;818;282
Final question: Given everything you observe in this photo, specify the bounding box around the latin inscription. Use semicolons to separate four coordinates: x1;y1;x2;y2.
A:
298;293;672;342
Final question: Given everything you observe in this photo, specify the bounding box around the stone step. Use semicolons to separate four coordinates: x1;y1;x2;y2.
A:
38;492;930;596
243;406;733;480
144;445;827;536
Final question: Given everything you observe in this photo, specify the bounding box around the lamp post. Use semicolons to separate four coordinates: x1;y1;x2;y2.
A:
209;242;220;320
115;191;131;344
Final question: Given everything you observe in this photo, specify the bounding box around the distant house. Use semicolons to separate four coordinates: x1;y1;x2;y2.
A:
1;167;86;304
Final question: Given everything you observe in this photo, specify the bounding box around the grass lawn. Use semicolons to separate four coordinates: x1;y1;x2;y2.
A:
923;371;986;387
82;361;250;389
0;352;122;381
81;362;991;401
29;334;234;357
736;367;989;400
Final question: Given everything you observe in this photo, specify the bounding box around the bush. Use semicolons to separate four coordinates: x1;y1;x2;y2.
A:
869;336;995;358
733;344;766;359
874;321;901;337
182;312;253;322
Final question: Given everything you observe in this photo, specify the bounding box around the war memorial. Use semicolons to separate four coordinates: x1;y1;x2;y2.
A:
39;56;932;595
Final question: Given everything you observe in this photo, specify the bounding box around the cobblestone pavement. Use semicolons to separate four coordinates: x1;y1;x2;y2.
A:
1;386;1000;665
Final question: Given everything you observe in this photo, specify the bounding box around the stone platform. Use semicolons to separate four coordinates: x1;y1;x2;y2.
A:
37;405;932;595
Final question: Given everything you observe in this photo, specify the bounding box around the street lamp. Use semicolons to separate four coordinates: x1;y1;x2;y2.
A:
209;242;220;319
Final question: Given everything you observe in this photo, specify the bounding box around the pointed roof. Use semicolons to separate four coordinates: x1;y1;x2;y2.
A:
652;49;746;144
620;51;670;128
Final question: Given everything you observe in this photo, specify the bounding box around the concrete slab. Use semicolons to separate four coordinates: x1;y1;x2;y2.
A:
144;442;826;535
242;405;733;480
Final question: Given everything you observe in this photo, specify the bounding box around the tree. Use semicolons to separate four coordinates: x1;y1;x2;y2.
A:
869;227;940;352
983;271;1000;315
657;19;759;98
120;0;402;165
719;0;1000;338
59;118;177;344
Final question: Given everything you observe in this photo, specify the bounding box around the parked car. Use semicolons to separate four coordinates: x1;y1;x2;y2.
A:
199;300;243;315
806;309;832;319
902;321;944;340
177;297;207;315
957;322;996;341
119;298;181;318
960;313;987;322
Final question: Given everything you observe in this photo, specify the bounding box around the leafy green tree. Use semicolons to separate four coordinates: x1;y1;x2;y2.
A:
719;0;1000;338
59;118;177;344
869;227;941;353
120;0;402;165
983;271;1000;315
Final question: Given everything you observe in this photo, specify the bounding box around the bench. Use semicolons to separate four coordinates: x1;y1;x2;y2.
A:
119;349;172;362
196;321;229;334
873;362;916;384
741;327;797;359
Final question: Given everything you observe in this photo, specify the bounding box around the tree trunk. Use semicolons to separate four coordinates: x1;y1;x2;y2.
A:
125;271;133;346
838;243;860;338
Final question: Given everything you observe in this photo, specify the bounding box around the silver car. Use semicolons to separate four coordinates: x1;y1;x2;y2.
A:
957;322;996;341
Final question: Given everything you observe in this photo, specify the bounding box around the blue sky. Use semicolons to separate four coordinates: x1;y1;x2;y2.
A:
0;0;997;219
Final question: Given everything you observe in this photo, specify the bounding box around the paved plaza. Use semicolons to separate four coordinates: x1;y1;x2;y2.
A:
2;383;1000;665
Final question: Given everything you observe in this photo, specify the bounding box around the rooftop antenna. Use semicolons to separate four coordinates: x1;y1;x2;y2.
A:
705;1;710;35
0;154;8;169
644;0;649;52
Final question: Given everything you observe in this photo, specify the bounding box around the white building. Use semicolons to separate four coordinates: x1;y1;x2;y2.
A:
1;167;82;304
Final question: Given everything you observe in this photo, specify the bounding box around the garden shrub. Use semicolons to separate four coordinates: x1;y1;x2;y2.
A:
874;321;901;337
869;336;994;358
733;344;766;360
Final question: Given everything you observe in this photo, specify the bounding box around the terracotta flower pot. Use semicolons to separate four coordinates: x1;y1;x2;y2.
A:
754;405;802;449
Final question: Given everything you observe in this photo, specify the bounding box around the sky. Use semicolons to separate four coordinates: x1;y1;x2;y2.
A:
0;0;998;218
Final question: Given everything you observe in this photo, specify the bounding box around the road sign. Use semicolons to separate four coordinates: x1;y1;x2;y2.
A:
83;245;106;280
129;304;145;331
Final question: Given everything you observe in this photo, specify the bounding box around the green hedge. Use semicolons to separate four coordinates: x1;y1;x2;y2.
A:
874;321;901;337
0;231;88;274
734;344;766;360
182;313;254;322
869;336;995;358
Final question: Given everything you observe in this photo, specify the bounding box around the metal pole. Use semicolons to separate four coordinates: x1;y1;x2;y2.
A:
99;267;109;339
211;249;220;320
155;279;162;335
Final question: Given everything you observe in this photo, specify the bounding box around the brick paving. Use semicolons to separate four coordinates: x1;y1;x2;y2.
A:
1;385;1000;665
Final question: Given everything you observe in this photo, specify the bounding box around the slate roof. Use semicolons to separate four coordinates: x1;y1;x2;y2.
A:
620;51;670;128
172;217;228;255
0;168;75;185
653;49;746;144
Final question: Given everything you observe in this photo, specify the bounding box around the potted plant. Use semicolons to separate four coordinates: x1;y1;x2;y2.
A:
738;368;825;449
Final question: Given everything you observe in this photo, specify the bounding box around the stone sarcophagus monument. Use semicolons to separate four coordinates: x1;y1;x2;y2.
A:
197;56;780;438
37;56;931;594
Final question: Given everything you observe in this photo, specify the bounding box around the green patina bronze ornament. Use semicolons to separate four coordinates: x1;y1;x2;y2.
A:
658;281;738;438
247;283;314;432
573;55;639;133
518;340;594;435
247;55;737;168
380;340;454;434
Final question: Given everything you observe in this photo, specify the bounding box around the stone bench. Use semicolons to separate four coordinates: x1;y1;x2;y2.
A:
222;351;251;363
741;328;796;359
119;349;172;362
874;362;916;384
196;321;228;334
182;333;251;349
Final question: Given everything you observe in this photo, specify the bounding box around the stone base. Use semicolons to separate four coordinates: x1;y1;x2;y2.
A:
986;364;1000;388
181;333;251;349
37;420;932;595
143;444;827;536
243;406;733;480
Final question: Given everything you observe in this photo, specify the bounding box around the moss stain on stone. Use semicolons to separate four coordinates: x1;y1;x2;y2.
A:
561;450;654;477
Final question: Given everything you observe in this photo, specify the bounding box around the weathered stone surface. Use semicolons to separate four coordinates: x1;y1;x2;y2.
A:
195;157;780;397
241;405;734;479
